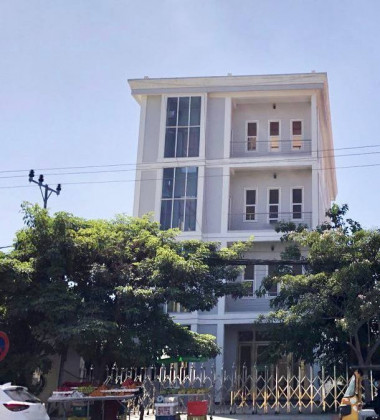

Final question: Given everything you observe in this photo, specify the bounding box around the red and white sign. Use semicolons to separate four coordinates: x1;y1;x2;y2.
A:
0;331;10;361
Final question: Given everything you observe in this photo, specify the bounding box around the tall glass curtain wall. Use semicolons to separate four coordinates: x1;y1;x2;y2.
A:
160;167;198;231
164;97;201;158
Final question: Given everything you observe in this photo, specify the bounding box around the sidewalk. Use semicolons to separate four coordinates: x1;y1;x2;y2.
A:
130;414;339;420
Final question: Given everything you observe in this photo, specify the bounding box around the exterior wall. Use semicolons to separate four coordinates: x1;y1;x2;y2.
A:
198;324;217;336
129;73;337;372
229;168;312;230
224;325;239;371
225;241;284;313
142;95;162;162
231;102;311;157
202;167;224;234
206;98;225;159
138;169;158;216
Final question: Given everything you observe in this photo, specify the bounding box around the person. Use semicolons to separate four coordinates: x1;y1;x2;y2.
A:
364;378;380;416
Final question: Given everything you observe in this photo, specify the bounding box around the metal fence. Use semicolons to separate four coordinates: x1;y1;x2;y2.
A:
101;363;354;415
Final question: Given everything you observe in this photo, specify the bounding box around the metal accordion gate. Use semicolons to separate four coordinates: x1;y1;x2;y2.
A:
102;362;351;415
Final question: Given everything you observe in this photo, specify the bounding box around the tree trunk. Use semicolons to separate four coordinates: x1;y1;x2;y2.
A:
362;368;372;403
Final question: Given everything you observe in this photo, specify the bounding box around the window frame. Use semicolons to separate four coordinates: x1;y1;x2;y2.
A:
162;95;203;159
266;264;279;298
246;120;259;152
243;188;258;222
291;187;304;221
267;187;281;223
242;264;255;299
290;119;303;150
268;120;281;152
160;166;198;231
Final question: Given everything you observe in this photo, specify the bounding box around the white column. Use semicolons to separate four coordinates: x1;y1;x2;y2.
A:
214;322;225;403
311;93;320;227
312;163;319;227
196;165;205;235
133;96;147;217
311;93;318;159
220;166;230;234
224;97;232;159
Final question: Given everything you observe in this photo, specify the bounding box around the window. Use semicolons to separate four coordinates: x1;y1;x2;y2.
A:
291;120;303;149
160;167;198;231
246;122;258;151
269;121;280;150
292;188;303;219
243;265;255;297
268;189;279;222
245;189;256;221
267;265;278;297
164;97;201;158
167;302;189;313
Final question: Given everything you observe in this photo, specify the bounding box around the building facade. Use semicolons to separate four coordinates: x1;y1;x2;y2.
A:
128;73;337;375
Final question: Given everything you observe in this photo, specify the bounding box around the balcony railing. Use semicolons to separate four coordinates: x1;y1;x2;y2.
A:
228;211;312;231
230;139;312;158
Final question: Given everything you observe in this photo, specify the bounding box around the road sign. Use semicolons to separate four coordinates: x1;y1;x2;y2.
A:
0;332;9;361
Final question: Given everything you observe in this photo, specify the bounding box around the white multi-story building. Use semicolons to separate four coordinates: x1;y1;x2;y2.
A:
128;73;337;375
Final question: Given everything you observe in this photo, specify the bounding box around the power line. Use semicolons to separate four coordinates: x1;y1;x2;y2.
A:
0;159;380;191
0;149;380;181
1;143;380;175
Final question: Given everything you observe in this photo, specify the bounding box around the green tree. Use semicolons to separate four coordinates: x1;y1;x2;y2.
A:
259;205;380;399
0;204;249;387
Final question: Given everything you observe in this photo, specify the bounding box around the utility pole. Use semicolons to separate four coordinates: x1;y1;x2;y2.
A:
28;170;62;209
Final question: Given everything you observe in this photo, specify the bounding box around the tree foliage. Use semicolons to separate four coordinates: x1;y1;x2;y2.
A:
258;204;380;372
0;204;249;387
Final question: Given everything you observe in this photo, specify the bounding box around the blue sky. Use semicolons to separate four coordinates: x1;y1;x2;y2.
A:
1;0;380;246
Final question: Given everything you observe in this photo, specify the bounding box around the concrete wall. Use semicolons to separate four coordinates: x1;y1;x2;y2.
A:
138;169;158;216
206;98;225;159
202;167;224;234
229;168;312;230
231;102;311;157
224;242;285;313
142;96;162;162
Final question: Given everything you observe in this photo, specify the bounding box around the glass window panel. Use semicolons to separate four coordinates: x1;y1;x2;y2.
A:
248;122;257;136
176;128;188;157
270;121;279;136
166;98;178;127
186;167;198;197
188;127;200;157
246;206;255;220
244;265;255;279
164;128;176;158
269;205;278;219
174;167;186;198
184;199;197;231
247;137;257;151
269;189;279;204
293;204;302;219
160;200;172;230
178;97;190;126
162;168;174;198
246;190;256;205
172;200;185;229
293;188;302;203
292;121;302;135
190;96;201;126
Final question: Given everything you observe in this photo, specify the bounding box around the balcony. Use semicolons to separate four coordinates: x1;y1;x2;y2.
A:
230;138;312;158
228;211;312;231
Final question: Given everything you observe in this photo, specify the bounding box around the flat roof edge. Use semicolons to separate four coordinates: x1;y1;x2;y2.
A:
128;73;327;91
